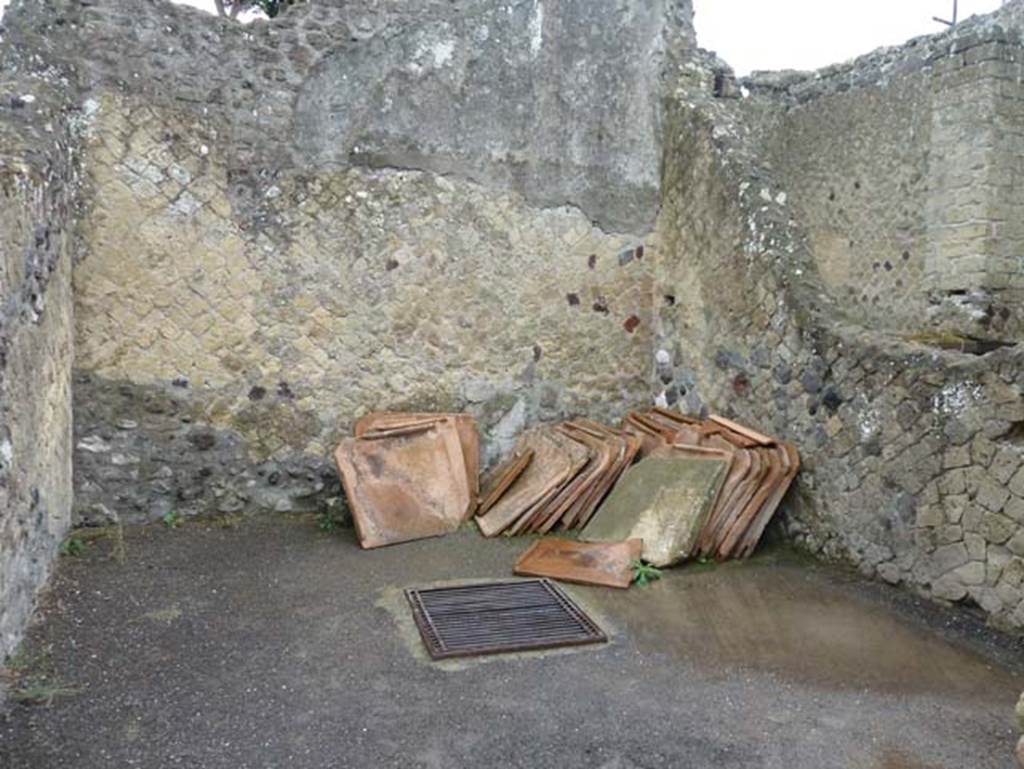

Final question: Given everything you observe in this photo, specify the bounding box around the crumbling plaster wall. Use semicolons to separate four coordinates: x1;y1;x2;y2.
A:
0;0;694;525
655;23;1024;632
0;56;78;657
73;92;654;521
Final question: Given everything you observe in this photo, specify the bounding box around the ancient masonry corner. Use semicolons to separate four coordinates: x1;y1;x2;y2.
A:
2;0;1024;659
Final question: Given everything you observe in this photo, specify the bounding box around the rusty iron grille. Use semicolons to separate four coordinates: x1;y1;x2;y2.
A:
405;579;607;659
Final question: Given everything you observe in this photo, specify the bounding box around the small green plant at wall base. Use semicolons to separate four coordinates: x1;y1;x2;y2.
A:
316;498;349;533
58;537;85;557
631;560;663;587
316;509;339;532
162;511;181;529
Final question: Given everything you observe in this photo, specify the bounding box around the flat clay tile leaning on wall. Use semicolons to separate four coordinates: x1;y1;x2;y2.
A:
335;415;477;548
355;412;480;505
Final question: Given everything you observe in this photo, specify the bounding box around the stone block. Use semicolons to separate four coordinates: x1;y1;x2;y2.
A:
937;524;964;544
915;504;944;528
1004;558;1024;588
1009;466;1024;497
877;562;902;585
964;464;991;498
1008;495;1024;524
975;477;1011;512
981;513;1017;545
997;582;1023;608
944;494;969;523
931;576;968;602
962;504;985;533
953;561;986;586
938;468;968;496
989;544;1013;569
972;586;1003;614
943;444;972;469
965;532;987;561
932;542;970;575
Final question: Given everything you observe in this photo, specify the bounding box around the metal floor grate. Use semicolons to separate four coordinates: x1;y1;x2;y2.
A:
405;579;607;659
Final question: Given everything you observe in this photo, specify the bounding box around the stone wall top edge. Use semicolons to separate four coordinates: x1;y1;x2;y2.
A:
738;10;1024;103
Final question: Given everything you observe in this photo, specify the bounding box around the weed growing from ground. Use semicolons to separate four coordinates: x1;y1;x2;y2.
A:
316;509;339;532
631;560;663;587
58;537;85;557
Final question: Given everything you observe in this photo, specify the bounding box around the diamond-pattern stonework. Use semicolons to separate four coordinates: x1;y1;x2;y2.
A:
75;95;653;468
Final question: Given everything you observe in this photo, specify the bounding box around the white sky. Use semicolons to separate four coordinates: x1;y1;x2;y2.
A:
696;0;1007;74
0;0;1011;75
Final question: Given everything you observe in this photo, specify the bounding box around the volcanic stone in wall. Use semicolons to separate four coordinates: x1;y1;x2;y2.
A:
72;374;347;526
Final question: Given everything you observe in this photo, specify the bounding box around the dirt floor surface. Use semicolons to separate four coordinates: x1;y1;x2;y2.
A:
1;515;1022;768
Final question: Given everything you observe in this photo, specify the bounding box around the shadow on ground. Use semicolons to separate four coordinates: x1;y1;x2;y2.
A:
1;515;1021;768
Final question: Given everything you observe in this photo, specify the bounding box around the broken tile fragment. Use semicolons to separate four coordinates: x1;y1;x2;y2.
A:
514;537;642;589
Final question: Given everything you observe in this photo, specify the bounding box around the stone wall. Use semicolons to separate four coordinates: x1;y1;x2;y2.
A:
0;52;77;657
71;92;654;521
745;17;1024;340
754;69;932;334
0;0;693;524
4;0;1024;653
654;40;1024;633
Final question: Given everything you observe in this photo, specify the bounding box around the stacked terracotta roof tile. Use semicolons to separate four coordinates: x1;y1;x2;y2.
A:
476;409;799;562
475;420;641;537
619;409;801;561
334;409;799;567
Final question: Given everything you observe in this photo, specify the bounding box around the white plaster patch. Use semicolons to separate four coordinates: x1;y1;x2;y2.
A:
70;97;103;137
409;36;456;75
933;381;983;416
655;349;671;365
77;435;111;454
167;191;203;218
167;164;192;186
431;39;456;68
528;1;544;56
858;408;881;441
0;438;13;467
